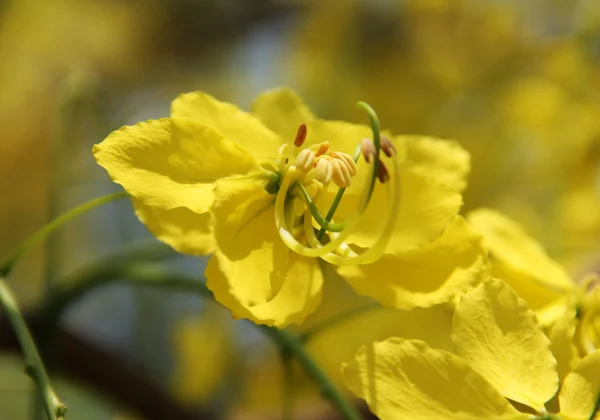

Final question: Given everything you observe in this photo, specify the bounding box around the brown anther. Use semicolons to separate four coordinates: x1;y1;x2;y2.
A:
377;159;390;183
361;138;376;163
380;136;396;157
314;141;330;157
294;123;307;147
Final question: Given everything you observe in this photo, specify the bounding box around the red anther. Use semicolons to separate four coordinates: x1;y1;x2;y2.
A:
377;159;390;183
361;138;376;163
381;136;396;157
294;123;307;147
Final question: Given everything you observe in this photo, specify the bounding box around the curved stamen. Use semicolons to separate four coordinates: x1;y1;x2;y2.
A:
303;152;401;265
275;167;363;258
356;101;382;206
315;144;362;241
297;183;346;232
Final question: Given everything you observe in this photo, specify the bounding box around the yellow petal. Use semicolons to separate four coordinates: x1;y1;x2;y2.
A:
171;91;281;160
304;271;456;386
550;305;580;385
342;338;522;420
452;278;558;410
93;118;259;213
467;208;574;325
133;198;214;255
251;87;316;141
206;178;322;327
559;350;600;420
399;135;470;192
338;216;486;309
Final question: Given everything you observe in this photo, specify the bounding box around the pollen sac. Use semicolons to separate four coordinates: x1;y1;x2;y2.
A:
361;138;377;163
315;159;333;185
294;124;307;147
380;136;396;157
295;148;316;173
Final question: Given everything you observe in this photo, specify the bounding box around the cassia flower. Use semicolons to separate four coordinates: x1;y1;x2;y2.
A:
94;88;474;327
343;278;600;420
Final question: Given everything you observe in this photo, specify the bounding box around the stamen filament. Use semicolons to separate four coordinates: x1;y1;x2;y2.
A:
316;145;361;241
275;167;362;257
297;183;345;232
303;153;401;265
356;101;382;205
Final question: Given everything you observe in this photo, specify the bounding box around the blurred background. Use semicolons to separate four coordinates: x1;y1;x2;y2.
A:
0;0;599;418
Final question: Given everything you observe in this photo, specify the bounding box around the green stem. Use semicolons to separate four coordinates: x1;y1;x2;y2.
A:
0;278;66;420
300;303;378;342
42;263;361;420
261;326;361;420
0;192;128;276
589;392;600;420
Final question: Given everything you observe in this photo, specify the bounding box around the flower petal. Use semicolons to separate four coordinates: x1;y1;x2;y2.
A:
303;268;455;385
467;208;574;325
342;338;522;420
93;118;259;213
133;198;214;255
550;305;580;385
251;87;316;141
559;350;600;420
452;278;558;411
338;216;486;309
205;178;322;327
329;160;463;253
400;135;470;192
171;91;281;160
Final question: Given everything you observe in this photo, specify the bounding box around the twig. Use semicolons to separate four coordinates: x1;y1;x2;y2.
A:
0;192;128;276
42;263;362;420
0;277;66;420
299;303;378;342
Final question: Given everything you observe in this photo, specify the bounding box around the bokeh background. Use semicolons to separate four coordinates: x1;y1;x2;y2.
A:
1;0;599;418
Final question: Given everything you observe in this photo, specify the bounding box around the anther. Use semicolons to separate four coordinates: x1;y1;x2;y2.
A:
314;142;330;157
361;138;377;163
294;124;307;147
315;159;333;185
331;158;352;188
377;159;390;183
295;148;316;172
331;152;357;176
380;136;396;157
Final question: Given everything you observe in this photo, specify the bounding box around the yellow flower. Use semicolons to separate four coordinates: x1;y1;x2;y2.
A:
343;278;600;420
94;88;472;327
467;208;575;325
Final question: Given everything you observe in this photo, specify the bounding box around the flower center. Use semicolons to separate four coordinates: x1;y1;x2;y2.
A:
266;103;402;267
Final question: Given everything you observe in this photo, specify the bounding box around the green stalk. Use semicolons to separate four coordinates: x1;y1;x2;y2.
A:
43;263;362;420
0;278;66;420
0;192;128;276
261;326;361;420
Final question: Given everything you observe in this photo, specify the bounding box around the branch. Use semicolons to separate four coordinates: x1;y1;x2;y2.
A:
41;263;362;420
0;277;66;420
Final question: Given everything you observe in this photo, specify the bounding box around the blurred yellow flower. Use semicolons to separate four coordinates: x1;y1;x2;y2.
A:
467;208;575;325
170;311;232;406
343;279;600;420
94;88;475;327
